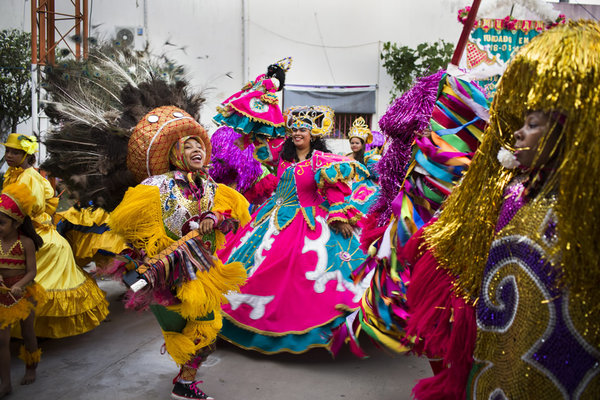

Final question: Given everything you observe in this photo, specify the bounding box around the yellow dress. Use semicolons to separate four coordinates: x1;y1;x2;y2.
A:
54;206;128;269
4;167;109;338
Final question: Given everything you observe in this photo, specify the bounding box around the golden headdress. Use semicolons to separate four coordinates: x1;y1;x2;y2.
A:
284;106;334;138
347;117;373;144
273;57;293;73
423;20;600;344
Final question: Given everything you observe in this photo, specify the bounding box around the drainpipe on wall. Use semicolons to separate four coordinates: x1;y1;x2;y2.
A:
242;0;249;82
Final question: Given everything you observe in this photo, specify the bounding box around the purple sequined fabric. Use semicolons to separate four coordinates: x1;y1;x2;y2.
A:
495;178;527;233
371;70;444;225
473;197;600;397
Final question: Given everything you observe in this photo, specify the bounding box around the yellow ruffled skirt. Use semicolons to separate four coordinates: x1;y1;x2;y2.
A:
14;226;109;338
54;207;128;269
1;278;47;329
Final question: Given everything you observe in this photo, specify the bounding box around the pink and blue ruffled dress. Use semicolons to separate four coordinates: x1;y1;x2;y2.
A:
218;147;372;353
213;74;286;138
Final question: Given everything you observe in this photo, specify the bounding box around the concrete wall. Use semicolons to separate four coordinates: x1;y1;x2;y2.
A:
4;0;592;142
1;0;466;136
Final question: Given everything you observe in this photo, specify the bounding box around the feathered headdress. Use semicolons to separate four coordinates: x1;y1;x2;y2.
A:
41;43;206;211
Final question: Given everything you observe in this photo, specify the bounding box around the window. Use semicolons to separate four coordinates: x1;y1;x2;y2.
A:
330;113;373;139
282;84;377;139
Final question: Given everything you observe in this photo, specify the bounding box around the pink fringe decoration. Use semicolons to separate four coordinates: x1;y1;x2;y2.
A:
243;172;277;205
400;224;476;400
358;212;387;253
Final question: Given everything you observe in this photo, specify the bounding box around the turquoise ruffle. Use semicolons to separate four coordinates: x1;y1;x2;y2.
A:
213;113;286;138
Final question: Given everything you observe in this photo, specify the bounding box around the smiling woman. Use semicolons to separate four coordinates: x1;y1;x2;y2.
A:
216;105;374;354
107;105;251;400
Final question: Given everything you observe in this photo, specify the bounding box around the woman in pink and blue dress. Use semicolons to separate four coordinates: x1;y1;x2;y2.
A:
213;58;291;139
218;106;372;354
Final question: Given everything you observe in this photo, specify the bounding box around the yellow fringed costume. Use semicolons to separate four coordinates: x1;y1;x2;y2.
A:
3;165;108;339
110;171;249;368
108;111;250;371
36;47;246;398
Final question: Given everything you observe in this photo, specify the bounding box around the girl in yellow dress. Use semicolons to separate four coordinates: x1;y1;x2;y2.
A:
2;134;108;338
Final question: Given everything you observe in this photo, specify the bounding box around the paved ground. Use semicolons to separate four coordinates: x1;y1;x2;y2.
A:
7;278;431;400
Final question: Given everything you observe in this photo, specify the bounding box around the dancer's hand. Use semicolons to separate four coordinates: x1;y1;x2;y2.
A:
198;218;215;235
11;285;23;297
329;221;354;239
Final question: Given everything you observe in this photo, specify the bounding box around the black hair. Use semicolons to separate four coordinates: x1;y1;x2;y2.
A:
280;136;331;162
266;64;285;91
350;137;366;165
18;216;43;251
24;154;36;166
0;214;44;251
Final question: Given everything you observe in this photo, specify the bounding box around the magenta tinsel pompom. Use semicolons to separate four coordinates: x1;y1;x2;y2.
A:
209;126;263;193
378;70;444;140
370;70;444;225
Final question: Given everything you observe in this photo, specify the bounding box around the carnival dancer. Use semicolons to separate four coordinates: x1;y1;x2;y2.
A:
40;43;251;400
345;117;381;215
213;57;291;138
0;183;45;398
217;105;372;354
110;125;249;400
2;134;108;338
404;20;600;399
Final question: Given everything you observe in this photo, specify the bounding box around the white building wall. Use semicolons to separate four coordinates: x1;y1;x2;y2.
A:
1;0;466;136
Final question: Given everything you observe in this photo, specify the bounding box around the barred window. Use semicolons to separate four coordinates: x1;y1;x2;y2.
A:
329;113;373;139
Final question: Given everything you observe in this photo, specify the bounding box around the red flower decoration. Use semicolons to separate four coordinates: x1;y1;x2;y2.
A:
503;15;517;30
547;14;567;30
457;6;471;24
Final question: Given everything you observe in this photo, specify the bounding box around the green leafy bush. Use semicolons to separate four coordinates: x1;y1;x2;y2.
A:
0;29;32;141
381;39;453;100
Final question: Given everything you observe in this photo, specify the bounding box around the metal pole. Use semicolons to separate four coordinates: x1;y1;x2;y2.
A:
47;0;55;65
242;0;249;83
83;0;88;58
